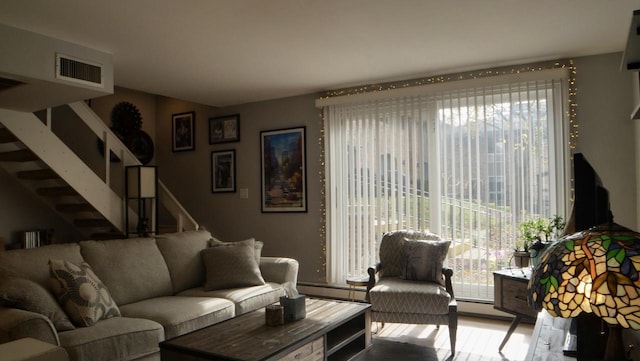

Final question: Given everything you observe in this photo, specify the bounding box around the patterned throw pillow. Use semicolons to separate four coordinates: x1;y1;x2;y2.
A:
0;277;75;331
49;259;120;327
402;238;451;284
202;238;266;291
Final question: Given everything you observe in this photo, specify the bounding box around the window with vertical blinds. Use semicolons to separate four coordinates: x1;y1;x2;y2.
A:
320;68;570;301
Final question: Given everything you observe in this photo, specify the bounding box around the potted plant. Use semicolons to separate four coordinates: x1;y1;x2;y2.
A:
515;215;566;268
514;221;536;268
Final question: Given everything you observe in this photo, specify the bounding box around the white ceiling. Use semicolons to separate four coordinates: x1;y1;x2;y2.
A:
1;0;639;107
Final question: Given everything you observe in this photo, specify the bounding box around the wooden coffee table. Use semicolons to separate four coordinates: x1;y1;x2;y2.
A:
160;298;371;361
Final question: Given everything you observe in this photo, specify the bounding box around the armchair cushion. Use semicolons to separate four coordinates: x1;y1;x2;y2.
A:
379;230;443;277
368;277;451;315
403;238;451;284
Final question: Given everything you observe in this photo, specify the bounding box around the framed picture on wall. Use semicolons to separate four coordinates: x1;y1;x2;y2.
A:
211;149;236;193
209;114;240;144
260;127;307;212
172;111;195;152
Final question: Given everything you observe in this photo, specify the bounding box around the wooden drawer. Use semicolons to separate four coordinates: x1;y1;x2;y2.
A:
279;337;324;361
494;273;538;319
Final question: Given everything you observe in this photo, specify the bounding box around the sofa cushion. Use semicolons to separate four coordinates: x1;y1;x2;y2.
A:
49;260;120;327
202;239;265;291
210;237;264;264
402;238;451;283
369;277;451;315
0;243;84;288
80;238;173;306
178;282;284;315
156;230;212;294
0;277;75;331
119;296;235;339
58;316;164;361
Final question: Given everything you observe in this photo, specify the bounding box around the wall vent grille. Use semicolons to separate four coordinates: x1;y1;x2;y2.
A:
56;54;103;87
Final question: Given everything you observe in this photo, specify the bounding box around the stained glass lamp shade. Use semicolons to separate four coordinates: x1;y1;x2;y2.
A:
528;222;640;360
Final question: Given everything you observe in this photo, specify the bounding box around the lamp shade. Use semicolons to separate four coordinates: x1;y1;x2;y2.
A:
126;165;157;198
528;222;640;329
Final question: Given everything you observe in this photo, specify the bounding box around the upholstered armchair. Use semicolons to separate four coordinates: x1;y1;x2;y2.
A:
366;230;457;355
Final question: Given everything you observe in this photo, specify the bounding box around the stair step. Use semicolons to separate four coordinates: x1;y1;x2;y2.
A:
36;186;77;197
74;219;112;228
56;203;95;213
0;128;17;143
0;149;38;162
17;169;60;180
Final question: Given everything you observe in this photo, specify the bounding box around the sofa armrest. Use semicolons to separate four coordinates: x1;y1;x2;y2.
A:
0;337;69;361
259;257;299;296
0;306;59;346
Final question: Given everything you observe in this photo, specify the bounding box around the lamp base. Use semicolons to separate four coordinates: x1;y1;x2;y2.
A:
603;325;625;361
576;314;607;360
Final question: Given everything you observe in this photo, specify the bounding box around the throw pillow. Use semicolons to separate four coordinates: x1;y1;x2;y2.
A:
48;259;121;327
402;238;451;284
0;277;75;331
210;237;263;264
202;238;266;291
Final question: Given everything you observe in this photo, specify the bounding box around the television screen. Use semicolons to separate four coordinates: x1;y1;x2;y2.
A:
573;153;613;231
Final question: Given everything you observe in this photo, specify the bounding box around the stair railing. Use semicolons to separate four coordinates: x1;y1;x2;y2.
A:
0;108;125;231
67;101;199;233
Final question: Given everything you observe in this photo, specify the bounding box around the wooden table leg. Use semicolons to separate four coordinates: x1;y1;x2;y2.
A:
499;314;522;351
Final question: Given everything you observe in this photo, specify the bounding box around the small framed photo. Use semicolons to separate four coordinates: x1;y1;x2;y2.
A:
172;111;195;152
260;127;307;212
209;114;240;144
211;149;236;193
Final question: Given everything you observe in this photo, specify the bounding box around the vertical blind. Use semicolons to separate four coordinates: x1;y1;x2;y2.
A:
321;69;569;301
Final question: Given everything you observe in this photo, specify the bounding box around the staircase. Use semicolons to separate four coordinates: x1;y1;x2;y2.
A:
0;103;198;239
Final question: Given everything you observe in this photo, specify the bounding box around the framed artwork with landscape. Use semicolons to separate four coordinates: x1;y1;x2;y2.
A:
260;127;306;212
211;149;236;193
172;111;195;152
209;114;240;144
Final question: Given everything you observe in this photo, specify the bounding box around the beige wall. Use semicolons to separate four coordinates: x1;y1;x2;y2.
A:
574;53;637;229
1;52;636;282
154;94;326;283
0;168;84;246
90;86;158;164
154;52;637;283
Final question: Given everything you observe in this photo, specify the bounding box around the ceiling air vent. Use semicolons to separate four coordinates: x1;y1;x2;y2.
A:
56;53;103;87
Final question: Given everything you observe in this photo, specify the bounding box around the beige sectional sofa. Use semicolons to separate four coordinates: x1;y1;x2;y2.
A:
0;230;299;361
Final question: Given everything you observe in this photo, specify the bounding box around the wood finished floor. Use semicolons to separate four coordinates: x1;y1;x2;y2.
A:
373;315;534;361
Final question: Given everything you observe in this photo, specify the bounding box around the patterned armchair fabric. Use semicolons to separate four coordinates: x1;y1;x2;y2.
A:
366;230;458;355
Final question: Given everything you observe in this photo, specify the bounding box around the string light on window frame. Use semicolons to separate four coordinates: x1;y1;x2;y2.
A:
316;58;578;278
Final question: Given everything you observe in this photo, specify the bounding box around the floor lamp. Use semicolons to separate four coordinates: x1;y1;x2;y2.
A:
125;165;157;237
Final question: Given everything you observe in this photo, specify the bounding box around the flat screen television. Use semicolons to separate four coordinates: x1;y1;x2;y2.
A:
573;152;614;231
569;153;614;359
